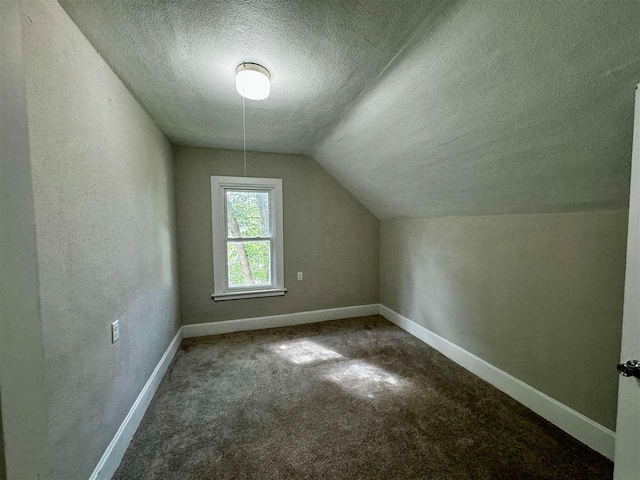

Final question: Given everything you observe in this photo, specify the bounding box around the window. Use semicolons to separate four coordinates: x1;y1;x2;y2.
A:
210;176;285;301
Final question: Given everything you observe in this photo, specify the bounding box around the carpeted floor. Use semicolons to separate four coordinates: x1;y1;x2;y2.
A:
113;315;612;479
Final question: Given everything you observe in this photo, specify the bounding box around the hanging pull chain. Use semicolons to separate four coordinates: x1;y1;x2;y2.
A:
242;95;247;177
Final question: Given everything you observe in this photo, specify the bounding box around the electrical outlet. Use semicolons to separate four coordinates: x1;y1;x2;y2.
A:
111;320;120;344
297;272;303;281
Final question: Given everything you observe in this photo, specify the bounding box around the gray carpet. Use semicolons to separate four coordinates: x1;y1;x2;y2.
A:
113;315;612;479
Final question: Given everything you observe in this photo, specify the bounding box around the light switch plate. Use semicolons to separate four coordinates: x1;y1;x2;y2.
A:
111;320;120;343
297;272;303;281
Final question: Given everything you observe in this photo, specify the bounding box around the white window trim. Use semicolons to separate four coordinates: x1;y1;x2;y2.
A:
210;176;286;301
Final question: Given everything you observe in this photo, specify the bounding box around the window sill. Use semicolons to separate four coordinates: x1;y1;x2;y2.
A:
212;288;287;301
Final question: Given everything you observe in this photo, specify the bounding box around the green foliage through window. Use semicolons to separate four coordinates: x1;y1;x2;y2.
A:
226;190;271;287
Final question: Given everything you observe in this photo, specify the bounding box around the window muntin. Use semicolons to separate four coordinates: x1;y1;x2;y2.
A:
211;177;285;301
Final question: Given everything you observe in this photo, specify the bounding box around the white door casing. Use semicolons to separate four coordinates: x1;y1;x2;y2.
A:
613;85;640;480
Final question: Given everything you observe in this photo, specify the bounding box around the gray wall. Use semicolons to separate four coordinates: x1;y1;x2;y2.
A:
18;1;181;478
380;210;628;430
0;1;51;477
174;147;379;324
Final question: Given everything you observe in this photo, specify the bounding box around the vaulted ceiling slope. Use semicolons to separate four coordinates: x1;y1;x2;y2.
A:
60;0;639;219
313;1;640;218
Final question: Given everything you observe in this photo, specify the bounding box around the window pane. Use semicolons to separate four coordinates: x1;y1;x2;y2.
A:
227;240;271;288
226;190;270;238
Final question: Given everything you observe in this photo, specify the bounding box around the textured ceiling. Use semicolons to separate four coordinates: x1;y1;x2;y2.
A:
60;0;639;219
58;0;447;154
312;0;640;218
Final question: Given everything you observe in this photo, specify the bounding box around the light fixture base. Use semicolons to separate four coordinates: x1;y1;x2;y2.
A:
236;63;271;100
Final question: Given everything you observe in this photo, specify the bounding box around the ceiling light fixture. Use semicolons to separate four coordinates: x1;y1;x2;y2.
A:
236;63;270;100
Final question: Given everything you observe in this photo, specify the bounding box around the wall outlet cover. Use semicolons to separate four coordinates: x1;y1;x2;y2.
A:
111;320;120;343
297;272;303;281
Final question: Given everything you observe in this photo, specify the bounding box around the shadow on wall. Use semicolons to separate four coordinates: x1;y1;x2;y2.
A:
392;233;479;339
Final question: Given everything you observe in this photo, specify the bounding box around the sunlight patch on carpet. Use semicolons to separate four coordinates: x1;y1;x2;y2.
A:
270;339;344;365
323;360;410;399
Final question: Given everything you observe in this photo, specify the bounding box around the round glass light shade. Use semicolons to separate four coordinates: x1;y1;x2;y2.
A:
236;63;270;100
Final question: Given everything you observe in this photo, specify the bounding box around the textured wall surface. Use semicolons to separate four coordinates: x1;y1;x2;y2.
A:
380;210;628;429
174;147;379;324
0;1;50;477
20;1;181;478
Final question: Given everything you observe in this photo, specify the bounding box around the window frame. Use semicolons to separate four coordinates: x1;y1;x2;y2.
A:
210;175;285;301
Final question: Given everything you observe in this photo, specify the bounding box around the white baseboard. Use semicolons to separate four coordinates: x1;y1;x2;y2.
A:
182;304;380;338
379;305;616;460
89;327;184;480
90;303;614;480
89;304;377;479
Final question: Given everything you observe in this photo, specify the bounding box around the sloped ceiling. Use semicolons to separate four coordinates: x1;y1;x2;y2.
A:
313;1;640;218
60;0;639;219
